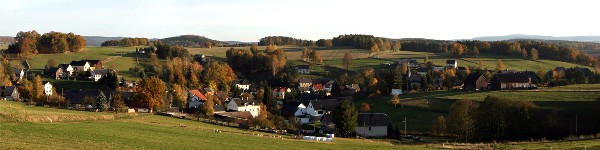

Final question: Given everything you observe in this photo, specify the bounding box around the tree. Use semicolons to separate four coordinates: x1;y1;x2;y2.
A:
342;52;352;70
370;44;380;57
391;41;401;51
390;95;401;107
47;59;59;68
250;44;259;55
447;99;478;142
82;96;96;108
201;96;215;117
316;39;333;47
171;84;188;109
333;100;358;136
430;115;447;136
360;103;371;112
309;50;323;65
96;91;108;111
424;54;429;63
530;48;539;61
467;46;479;57
496;59;505;71
450;42;465;58
133;77;167;112
112;93;128;113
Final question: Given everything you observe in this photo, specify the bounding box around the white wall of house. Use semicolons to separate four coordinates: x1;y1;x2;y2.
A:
227;100;260;117
235;84;250;91
355;126;388;137
44;82;53;95
306;102;327;117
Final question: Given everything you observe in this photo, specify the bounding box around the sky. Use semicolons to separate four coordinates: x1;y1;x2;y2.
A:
0;0;599;42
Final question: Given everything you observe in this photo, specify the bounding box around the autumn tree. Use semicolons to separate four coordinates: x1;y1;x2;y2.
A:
0;59;12;85
112;93;128;113
333;100;358;136
390;95;401;107
46;59;59;68
430;115;447;136
391;41;401;51
342;52;352;70
447;99;479;142
530;48;539;61
200;96;215;117
316;39;333;47
133;77;167;112
496;59;505;71
171;84;188;109
37;32;69;54
265;44;278;53
370;44;380;57
450;42;465;58
309;49;322;65
203;61;236;93
424;54;429;63
267;49;287;76
360;103;371;112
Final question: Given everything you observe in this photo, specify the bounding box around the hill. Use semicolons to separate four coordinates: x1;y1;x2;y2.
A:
471;34;600;42
161;35;226;47
0;36;15;44
83;36;127;46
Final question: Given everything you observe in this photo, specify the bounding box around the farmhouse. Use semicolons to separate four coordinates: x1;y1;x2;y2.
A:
82;60;103;70
58;64;74;77
295;65;310;74
0;85;19;101
233;79;251;91
282;99;340;125
273;87;291;99
281;101;309;124
14;68;25;81
70;61;91;72
188;89;208;108
91;69;110;82
226;97;261;117
490;73;536;90
462;74;488;91
47;67;63;80
446;60;457;68
44;82;53;95
355;113;391;137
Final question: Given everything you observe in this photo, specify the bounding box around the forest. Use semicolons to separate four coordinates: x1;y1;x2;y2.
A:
6;30;86;56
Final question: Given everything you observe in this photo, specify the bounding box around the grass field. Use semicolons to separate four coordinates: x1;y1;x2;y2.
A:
0;44;8;50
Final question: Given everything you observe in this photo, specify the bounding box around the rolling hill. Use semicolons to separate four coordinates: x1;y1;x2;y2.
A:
471;34;600;42
161;35;227;47
83;36;127;46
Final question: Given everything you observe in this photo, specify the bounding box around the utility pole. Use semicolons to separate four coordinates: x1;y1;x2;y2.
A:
403;117;407;137
575;114;578;136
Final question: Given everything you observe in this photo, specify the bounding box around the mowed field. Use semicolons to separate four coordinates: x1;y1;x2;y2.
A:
0;100;418;150
188;46;593;74
0;44;8;50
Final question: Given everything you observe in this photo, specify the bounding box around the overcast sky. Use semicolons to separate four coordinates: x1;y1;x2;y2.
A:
0;0;598;42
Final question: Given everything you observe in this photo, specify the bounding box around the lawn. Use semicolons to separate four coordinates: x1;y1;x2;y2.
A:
0;44;8;50
0;100;421;149
439;90;600;101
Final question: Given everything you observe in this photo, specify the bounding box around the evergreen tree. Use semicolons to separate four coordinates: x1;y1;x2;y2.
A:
333;100;358;136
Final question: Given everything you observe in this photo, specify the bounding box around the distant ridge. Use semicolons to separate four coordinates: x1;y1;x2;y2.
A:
471;34;600;42
0;36;15;44
161;35;226;47
83;36;127;46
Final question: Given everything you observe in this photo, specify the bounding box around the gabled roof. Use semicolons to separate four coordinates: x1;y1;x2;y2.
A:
464;74;486;84
82;60;102;65
58;64;72;69
357;113;391;127
233;79;250;85
306;99;339;111
493;73;530;83
70;60;88;66
298;78;312;83
1;86;17;97
313;84;324;90
281;101;304;118
14;68;23;75
63;90;101;104
47;67;62;74
230;98;260;106
189;90;207;100
93;69;110;75
295;65;309;70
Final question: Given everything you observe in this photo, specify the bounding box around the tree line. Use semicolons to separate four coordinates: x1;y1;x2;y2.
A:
100;38;151;47
161;35;225;48
431;96;600;141
7;30;86;57
258;36;315;47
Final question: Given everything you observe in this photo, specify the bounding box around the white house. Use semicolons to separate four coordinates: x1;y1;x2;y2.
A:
273;87;291;99
59;64;74;77
446;60;457;69
295;65;310;74
233;79;251;91
70;61;91;73
355;113;390;137
14;69;25;80
391;89;402;95
305;100;339;117
226;97;261;117
0;86;19;101
282;100;340;125
281;102;310;124
44;82;53;96
91;69;109;82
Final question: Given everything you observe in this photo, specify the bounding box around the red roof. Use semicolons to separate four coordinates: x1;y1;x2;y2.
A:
189;90;207;100
313;84;324;90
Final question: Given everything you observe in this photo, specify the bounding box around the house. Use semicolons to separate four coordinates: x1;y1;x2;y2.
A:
281;101;309;124
462;74;488;91
346;84;360;93
305;100;339;117
44;82;53;95
498;69;517;74
391;89;402;95
298;78;313;93
91;69;110;82
295;65;310;74
397;59;419;68
63;90;102;108
355;113;391;137
203;88;215;96
213;105;226;114
70;61;91;73
273;87;291;99
323;83;334;96
312;83;324;92
416;67;429;76
82;60;103;70
226;97;261;117
47;67;63;80
0;86;19;101
188;89;208;108
446;60;457;68
490;73;535;90
58;64;74;77
522;71;542;84
233;79;251;91
14;68;25;81
433;66;445;71
405;70;423;89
